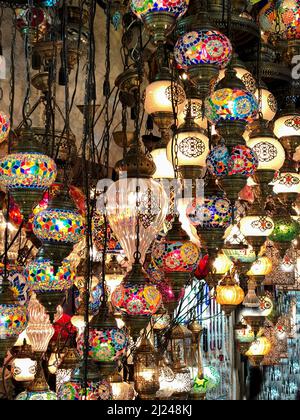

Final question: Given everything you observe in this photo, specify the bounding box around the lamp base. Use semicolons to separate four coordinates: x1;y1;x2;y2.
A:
188;64;219;99
35;290;66;322
144;12;176;45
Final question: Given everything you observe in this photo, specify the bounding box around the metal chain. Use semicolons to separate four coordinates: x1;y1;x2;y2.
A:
22;0;34;126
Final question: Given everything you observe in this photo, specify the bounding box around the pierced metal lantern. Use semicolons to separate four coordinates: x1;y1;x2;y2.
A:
0;127;57;221
134;337;160;400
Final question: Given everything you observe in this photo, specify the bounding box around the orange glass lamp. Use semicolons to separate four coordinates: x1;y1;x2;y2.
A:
216;271;245;316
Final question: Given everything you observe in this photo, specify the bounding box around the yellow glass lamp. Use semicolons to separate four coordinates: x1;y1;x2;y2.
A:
213;253;233;275
246;336;272;366
247;256;273;276
216;272;245;316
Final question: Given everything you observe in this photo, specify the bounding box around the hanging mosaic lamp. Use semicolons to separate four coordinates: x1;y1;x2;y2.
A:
0;127;57;221
152;215;200;308
0;112;10;143
247;119;285;199
130;0;189;44
25;247;76;321
15;6;51;45
269;213;300;258
174;6;232;98
111;262;162;340
77;305;128;376
144;67;186;145
0;275;27;366
218;53;256;94
33;187;85;272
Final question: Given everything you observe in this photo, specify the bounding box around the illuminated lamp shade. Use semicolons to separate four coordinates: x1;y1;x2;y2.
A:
223;248;257;264
25;253;75;292
259;0;300;41
11;356;37;383
0;128;57;220
92;210;122;253
269;216;300;243
247;137;285;171
151;148;175;179
152;235;200;273
254;87;277;122
174;30;232;70
246;336;272;365
76;307;128;366
0;112;10;143
212;253;233;275
235;324;255;344
151;312;171;330
205;88;258;124
105;178;168;267
186;196;232;229
166;125;209;170
111;263;162;339
247;256;273;276
218;58;256;94
58;361;112;400
0;266;29;305
177;98;207;129
274;113;300;138
33;189;85;268
272;172;300;194
109;373;136;400
144;79;186;115
0;302;27;343
216;274;245;316
239;215;274;238
206;144;258;178
16;390;57;400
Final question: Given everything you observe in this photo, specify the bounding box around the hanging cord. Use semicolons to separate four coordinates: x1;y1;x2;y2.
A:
256;20;263;119
133;22;143;264
81;0;97;396
22;0;34;126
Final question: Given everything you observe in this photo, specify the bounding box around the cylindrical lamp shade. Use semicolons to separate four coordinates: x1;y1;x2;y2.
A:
240;216;274;237
167;131;209;168
247;137;285;171
174;30;232;69
274;114;300;138
254;88;277;122
151;148;175;179
144;80;186;115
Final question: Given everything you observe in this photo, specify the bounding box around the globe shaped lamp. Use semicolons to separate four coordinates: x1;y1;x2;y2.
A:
269;214;300;257
235;323;256;354
33;188;85;271
92;210;122;254
0;112;10;143
174;29;232;97
167;115;209;179
205;68;258;150
144;70;186;144
133;337;160;400
11;340;36;383
105;159;168;268
16;7;51;44
111;262;162;340
239;203;274;255
272;172;300;206
0;127;57;221
247;119;285;198
247;256;273;286
130;0;189;44
218;54;256;94
57;360;112;400
216;272;245;316
77;305;128;376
